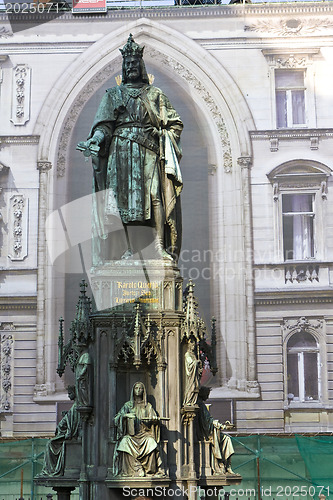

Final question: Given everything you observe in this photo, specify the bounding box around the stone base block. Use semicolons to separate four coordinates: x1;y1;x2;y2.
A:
89;259;183;313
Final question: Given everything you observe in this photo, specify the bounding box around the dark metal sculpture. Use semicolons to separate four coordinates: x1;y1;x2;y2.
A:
197;386;236;475
77;34;183;265
113;382;165;477
39;386;80;477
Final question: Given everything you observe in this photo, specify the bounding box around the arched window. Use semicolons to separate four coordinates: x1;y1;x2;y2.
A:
287;332;320;403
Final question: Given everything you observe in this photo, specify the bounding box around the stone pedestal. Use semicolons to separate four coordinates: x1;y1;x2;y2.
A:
89;259;183;313
35;261;241;499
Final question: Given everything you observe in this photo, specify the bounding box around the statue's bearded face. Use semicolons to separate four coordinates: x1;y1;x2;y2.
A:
124;56;141;82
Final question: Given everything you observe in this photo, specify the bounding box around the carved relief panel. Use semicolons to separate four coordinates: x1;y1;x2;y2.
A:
0;323;14;412
8;194;28;261
11;64;31;126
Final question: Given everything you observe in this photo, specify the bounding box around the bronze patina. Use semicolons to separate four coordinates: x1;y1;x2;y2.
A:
78;34;183;265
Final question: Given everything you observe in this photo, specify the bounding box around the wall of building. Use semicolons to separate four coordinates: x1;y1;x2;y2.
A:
0;2;333;436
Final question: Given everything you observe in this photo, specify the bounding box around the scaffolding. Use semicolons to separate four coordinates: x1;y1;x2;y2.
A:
0;435;332;499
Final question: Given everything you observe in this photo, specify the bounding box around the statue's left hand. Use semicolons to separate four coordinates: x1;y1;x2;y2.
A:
77;141;100;158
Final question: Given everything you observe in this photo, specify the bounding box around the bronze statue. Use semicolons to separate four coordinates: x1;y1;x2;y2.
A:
75;346;92;408
183;341;203;406
39;386;80;477
197;386;235;475
78;34;183;265
113;381;164;477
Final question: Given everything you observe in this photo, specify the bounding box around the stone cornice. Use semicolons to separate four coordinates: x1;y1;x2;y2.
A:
262;47;321;56
250;128;333;140
1;2;333;24
251;128;333;151
0;135;39;145
255;289;333;306
0;42;92;54
0;296;37;310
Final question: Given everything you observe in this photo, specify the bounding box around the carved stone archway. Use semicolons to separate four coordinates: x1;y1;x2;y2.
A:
33;18;257;398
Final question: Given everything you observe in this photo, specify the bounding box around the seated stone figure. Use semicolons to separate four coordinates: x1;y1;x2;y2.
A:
113;382;164;477
40;386;80;476
197;386;235;475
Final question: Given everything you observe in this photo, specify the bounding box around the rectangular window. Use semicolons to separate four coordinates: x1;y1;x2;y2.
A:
287;351;319;403
275;69;306;128
282;193;315;261
287;352;299;400
304;352;319;401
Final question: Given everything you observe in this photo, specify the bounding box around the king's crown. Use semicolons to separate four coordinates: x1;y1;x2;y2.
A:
120;34;144;59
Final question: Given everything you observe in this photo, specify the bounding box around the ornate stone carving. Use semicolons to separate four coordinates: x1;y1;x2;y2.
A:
57;48;232;176
114;304;166;368
0;324;14;411
270;138;279;152
310;136;319;150
321;180;328;200
245;18;333;36
56;59;121;177
8;194;28;261
275;55;306;68
0;323;15;331
34;384;48;398
11;64;31;126
0;27;13;38
285;264;319;284
237;156;252;169
37;161;52;172
0;136;39;147
256;296;333;306
208;164;217;176
146;48;232;174
283;316;323;334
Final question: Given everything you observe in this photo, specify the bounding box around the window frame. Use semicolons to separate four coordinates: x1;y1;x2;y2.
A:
262;48;319;130
287;334;320;403
283;318;327;410
281;191;316;262
267;161;330;264
275;68;307;129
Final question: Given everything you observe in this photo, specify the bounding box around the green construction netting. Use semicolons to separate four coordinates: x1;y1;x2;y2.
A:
226;435;332;500
0;438;45;499
0;436;332;499
0;438;79;499
296;435;333;493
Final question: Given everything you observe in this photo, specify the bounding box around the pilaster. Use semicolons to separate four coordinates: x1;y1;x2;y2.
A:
35;161;52;395
238;156;259;391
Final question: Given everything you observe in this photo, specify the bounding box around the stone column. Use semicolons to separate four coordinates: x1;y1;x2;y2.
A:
35;161;52;394
181;405;198;496
237;156;258;389
0;55;8;102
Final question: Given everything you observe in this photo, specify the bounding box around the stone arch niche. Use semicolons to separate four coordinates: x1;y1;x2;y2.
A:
33;18;258;401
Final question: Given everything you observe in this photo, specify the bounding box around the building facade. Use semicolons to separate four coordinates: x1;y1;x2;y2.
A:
0;1;333;437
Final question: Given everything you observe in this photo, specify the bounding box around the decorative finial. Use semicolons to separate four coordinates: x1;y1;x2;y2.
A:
120;34;144;59
80;279;88;295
